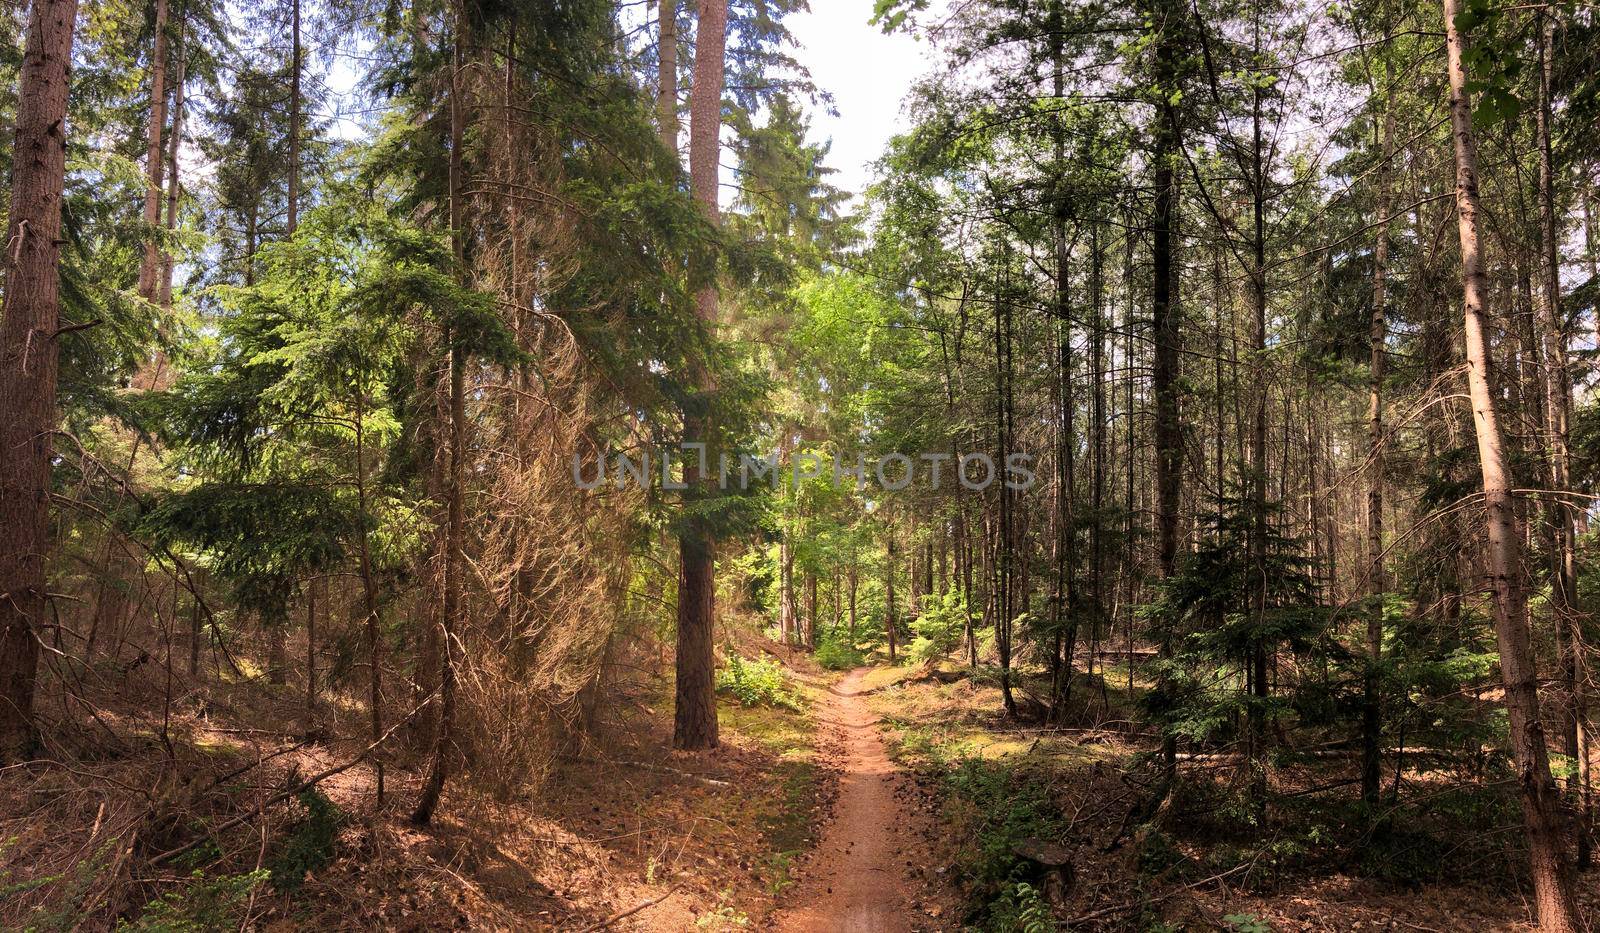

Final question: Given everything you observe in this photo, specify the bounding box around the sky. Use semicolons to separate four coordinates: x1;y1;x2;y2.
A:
782;3;935;199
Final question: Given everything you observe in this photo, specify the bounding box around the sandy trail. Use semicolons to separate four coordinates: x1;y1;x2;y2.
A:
773;667;921;932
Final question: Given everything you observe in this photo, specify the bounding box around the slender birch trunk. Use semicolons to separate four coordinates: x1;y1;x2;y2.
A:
1444;1;1579;924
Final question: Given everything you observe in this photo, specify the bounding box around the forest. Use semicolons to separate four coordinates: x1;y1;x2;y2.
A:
3;0;1600;927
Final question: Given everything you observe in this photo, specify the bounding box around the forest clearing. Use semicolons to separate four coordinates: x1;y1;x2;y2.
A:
7;0;1600;928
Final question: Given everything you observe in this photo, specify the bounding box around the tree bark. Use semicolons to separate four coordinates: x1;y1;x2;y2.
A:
1150;0;1183;768
1444;1;1579;924
413;19;469;825
779;534;796;644
1246;17;1271;803
287;0;301;236
1534;10;1589;870
159;29;184;311
657;0;677;154
1362;71;1393;806
137;0;168;302
0;0;80;759
305;576;319;734
0;0;79;761
673;0;727;751
886;529;898;664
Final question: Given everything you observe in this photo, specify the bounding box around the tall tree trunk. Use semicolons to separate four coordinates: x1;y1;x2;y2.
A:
354;404;384;803
848;562;858;636
673;0;727;751
1362;74;1393;806
657;0;677;153
779;535;796;644
159;31;184;311
1246;18;1271;803
1049;12;1077;716
268;620;286;686
1091;222;1107;705
1150;0;1182;768
137;0;168;302
1534;9;1589;871
304;576;319;734
0;0;80;760
1444;2;1579;924
413;20;468;826
806;572;817;648
287;0;301;236
886;530;897;664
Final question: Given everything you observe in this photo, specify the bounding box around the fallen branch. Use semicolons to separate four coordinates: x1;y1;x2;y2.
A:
573;886;677;932
562;756;730;788
150;693;437;866
1068;860;1251;924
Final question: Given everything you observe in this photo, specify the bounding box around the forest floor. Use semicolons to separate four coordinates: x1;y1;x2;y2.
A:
19;640;1600;929
862;657;1600;931
0;633;955;931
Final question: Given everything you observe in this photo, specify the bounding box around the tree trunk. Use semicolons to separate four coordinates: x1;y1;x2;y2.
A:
1444;2;1579;924
1362;72;1393;806
355;401;384;804
413;21;469;826
779;535;796;644
268;619;286;686
0;0;80;760
305;576;319;734
673;0;727;751
886;531;897;664
1246;23;1271;804
159;30;184;311
848;563;858;636
287;0;301;236
1534;10;1589;870
1150;0;1182;768
806;572;817;648
657;0;677;153
137;0;168;302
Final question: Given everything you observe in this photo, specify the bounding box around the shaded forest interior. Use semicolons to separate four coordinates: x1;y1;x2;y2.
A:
7;0;1600;928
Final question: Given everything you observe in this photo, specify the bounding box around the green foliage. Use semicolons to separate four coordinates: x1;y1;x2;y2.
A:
908;591;968;663
942;757;1069;923
1;837;117;932
814;626;868;671
988;880;1056;932
1452;0;1524;126
139;482;354;621
1144;489;1330;749
717;653;805;711
267;789;343;894
117;870;269;932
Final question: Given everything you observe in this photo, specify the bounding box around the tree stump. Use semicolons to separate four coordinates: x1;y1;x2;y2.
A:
1010;837;1074;907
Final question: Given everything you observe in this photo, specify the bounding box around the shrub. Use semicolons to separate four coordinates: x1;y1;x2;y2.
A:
814;627;866;670
908;592;967;664
268;788;343;893
717;653;804;711
943;756;1069;925
118;869;269;932
989;880;1056;932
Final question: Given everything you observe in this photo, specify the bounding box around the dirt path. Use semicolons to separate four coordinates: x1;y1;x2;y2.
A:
772;667;924;932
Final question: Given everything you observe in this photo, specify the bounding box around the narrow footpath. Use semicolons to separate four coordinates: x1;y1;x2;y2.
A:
772;667;923;932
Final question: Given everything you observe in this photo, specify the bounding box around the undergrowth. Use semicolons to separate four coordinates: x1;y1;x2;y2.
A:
717;653;805;711
940;756;1070;930
814;628;867;670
